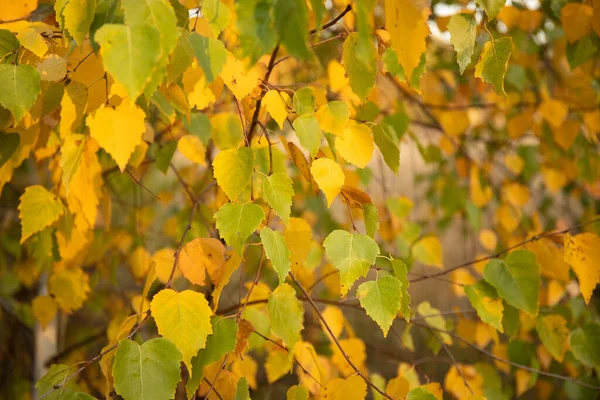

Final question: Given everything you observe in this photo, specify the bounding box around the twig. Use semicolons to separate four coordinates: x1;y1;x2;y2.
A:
44;331;105;366
413;321;600;391
202;376;224;400
39;312;151;399
252;330;323;388
427;327;473;395
410;217;600;283
289;273;394;399
126;169;161;201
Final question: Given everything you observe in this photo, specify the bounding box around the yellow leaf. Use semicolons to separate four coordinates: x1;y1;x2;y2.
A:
32;295;57;330
444;365;484;398
19;185;64;244
328;60;349;93
129;246;152;281
541;167;567;193
310;158;345;207
331;338;366;377
335;122;374;168
479;229;497;251
439;111;470;136
87;99;146;171
539;98;568;129
470;166;492;207
386;377;409;399
179;238;226;286
220;52;258;99
263;90;291;129
564;232;600;304
152;247;176;283
150;288;213;369
412;235;443;268
504;153;524;175
212;252;241;312
0;1;37;21
284;217;313;270
497;203;520;233
505;182;530;207
451;269;476;297
265;347;292;383
417;301;452;344
178;135;206;165
385;0;430;80
188;74;216;110
49;266;90;314
36;54;67;82
526;238;570;282
65;137;102;232
560;3;594;43
320;306;346;341
515;369;532;396
420;383;443;399
317;375;367;400
232;355;258;390
315;102;349;138
552;119;579;151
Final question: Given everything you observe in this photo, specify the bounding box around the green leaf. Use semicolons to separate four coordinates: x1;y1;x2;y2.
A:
483;249;540;316
475;363;510;400
566;36;599;70
343;32;376;100
203;0;231;35
19;185;64;244
274;0;310;60
464;280;504;332
373;125;399;173
60;0;96;46
287;385;309;400
357;275;402;337
213;147;254;201
186;316;238;399
569;323;600;369
36;363;96;400
261;227;291;284
475;0;506;19
113;338;182;400
167;29;194;82
215;202;265;254
94;24;162;100
150;289;213;369
234;377;251;400
189;33;227;83
0;29;20;59
155;141;177;174
121;0;179;95
262;172;294;224
0;64;41;122
363;203;379;239
323;230;380;296
474;37;513;96
536;314;568;362
502;301;520;339
236;0;277;65
406;387;438;400
448;13;477;74
292;115;321;158
292;87;316;117
268;282;304;348
0;132;19;168
391;259;411;321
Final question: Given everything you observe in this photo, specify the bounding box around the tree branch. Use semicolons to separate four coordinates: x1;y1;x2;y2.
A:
289;272;394;399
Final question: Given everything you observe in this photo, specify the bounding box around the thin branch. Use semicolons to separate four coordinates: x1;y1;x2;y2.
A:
202;377;224;400
39;312;151;399
252;330;323;388
126;169;161;201
289;273;394;400
44;331;105;366
410;217;600;284
427;327;474;395
413;321;600;391
309;4;352;35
